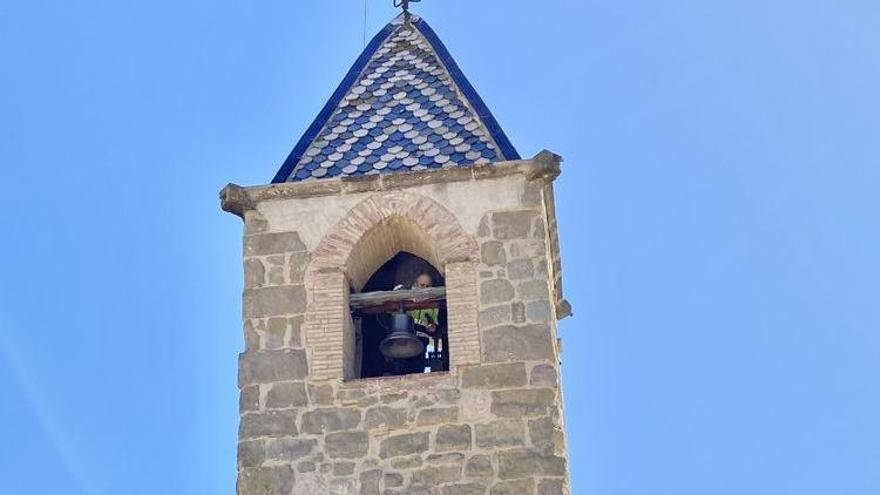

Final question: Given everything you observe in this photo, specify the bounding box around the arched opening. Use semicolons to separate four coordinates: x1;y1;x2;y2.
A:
353;252;449;379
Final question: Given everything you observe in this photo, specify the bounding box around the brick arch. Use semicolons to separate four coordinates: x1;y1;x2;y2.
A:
309;191;478;289
303;191;481;380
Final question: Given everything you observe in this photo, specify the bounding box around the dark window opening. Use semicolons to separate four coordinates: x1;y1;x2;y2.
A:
352;252;449;379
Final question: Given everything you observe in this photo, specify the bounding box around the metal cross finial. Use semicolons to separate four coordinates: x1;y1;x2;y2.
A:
394;0;421;19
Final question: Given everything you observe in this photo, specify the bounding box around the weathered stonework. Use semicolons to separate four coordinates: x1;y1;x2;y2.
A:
224;156;571;494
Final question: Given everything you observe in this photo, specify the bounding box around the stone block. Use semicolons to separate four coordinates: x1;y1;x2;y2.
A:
526;300;552;322
289;251;310;284
462;363;527;389
308;383;335;405
481;240;506;266
512;302;526;323
384;473;404;488
427;452;466;464
478;305;512;329
390;454;423;469
239;410;298;439
435;424;472;451
237;439;264;468
289;315;304;347
360;469;382;495
416;407;459;425
379;432;429;458
530;364;557;387
237;465;294;495
244;231;306;256
491;479;535;495
265;437;317;462
266;382;309;409
496;448;566;479
482;325;554;363
301;407;361;434
239;349;308;386
333;462;355;476
440;483;488;495
244;214;269;235
480;279;515;305
239;385;260;413
475;420;526;448
464;455;494;478
243;285;306;318
506;259;534;280
325;430;369;459
244;320;261;351
537;479;565;495
517;280;549;301
244;258;265;289
267;266;285;285
264;317;288;349
492;211;536;239
491;389;555;418
528;417;560;450
411;464;463;485
363;406;408;429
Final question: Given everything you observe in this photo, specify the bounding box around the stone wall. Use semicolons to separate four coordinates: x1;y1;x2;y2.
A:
232;161;569;495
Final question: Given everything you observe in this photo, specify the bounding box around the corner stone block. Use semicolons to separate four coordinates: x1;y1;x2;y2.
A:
244;231;306;256
237;439;265;468
530;364;558;387
244;259;265;289
243;285;306;318
237;465;295;495
239;385;260;413
239;349;308;387
482;324;555;363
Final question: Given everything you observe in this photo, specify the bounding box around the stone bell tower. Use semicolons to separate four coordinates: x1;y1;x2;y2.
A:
221;12;572;495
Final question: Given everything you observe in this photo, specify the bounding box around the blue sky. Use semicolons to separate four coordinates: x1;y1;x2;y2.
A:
1;0;878;493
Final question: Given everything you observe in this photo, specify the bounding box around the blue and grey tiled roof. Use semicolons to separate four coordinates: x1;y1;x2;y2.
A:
272;14;520;183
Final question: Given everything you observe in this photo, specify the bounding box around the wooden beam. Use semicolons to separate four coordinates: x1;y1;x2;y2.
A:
349;287;446;310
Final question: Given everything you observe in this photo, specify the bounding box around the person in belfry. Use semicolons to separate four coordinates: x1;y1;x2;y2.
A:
408;272;439;336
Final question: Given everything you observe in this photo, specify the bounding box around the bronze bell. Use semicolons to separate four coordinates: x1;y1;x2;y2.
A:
379;312;425;359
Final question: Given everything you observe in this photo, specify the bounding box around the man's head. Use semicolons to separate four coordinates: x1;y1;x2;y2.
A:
412;272;433;289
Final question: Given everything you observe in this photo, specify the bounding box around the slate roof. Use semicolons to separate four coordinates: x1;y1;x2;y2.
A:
272;14;520;183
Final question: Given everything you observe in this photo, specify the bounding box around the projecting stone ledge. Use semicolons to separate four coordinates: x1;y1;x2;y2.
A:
219;151;563;218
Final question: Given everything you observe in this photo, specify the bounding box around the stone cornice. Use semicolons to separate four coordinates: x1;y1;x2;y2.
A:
220;150;562;218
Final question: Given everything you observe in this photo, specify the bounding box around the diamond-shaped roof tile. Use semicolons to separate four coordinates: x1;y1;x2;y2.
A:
272;14;520;183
